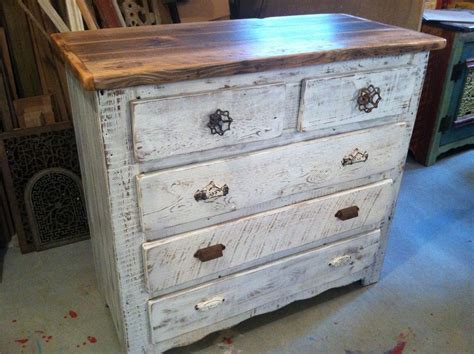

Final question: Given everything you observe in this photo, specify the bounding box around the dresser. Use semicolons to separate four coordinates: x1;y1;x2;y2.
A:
52;14;444;353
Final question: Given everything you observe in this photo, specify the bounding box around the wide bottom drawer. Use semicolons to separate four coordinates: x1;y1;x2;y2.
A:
143;180;393;295
148;229;381;345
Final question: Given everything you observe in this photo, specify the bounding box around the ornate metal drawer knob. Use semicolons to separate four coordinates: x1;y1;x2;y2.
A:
194;181;229;201
208;109;233;136
342;148;368;166
357;85;382;113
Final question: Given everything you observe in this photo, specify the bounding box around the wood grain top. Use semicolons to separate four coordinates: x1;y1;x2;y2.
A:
52;14;446;91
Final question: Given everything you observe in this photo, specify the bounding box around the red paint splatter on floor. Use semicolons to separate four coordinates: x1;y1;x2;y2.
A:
14;338;29;345
389;341;406;354
87;336;97;344
222;337;233;345
69;310;78;318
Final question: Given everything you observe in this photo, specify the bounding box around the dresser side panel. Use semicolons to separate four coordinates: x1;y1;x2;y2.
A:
362;51;430;285
97;88;151;353
66;72;126;347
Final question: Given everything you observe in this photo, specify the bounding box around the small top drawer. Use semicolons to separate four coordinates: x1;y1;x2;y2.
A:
131;84;286;162
297;65;419;132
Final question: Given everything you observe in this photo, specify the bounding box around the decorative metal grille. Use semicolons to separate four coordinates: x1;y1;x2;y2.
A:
2;128;88;251
457;64;474;121
25;168;89;250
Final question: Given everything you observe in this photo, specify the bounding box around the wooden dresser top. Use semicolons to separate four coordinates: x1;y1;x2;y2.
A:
52;14;445;91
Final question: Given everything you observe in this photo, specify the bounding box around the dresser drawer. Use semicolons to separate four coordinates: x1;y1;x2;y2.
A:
148;229;380;344
131;83;286;161
143;180;393;295
297;65;418;132
137;123;409;235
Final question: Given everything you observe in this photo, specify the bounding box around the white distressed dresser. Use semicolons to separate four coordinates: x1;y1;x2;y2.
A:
52;14;444;353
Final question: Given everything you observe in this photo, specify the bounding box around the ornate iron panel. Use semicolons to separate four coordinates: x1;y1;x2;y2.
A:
2;127;89;251
25;168;89;250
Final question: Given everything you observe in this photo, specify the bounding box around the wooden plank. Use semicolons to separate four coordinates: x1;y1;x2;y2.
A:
14;95;55;128
25;0;71;122
0;172;15;246
66;0;85;31
149;230;381;344
143;179;393;295
37;0;70;32
137;123;409;235
298;65;417;132
92;0;124;28
75;0;98;30
132;83;285;161
0;60;15;131
0;0;42;97
50;14;446;90
0;139;31;252
0;28;18;100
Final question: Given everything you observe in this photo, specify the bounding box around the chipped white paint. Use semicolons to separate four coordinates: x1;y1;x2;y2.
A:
65;50;428;353
297;65;418;132
132;84;285;161
148;230;381;344
137;123;409;236
143;179;394;295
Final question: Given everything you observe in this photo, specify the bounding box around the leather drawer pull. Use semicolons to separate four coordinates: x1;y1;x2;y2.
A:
335;206;359;220
357;85;382;113
194;181;229;202
194;244;226;262
208;109;233;136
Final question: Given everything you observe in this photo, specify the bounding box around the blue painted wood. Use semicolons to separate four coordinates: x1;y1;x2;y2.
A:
440;42;474;146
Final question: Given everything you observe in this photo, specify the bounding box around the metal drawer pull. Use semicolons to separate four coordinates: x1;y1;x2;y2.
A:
357;85;382;113
195;296;225;311
194;181;229;202
341;148;368;166
208;109;233;136
329;255;352;268
335;206;359;220
194;244;226;262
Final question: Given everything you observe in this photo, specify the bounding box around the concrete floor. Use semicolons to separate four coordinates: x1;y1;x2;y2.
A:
1;149;473;354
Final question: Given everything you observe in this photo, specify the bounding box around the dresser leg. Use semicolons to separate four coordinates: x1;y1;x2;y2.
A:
361;271;381;286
